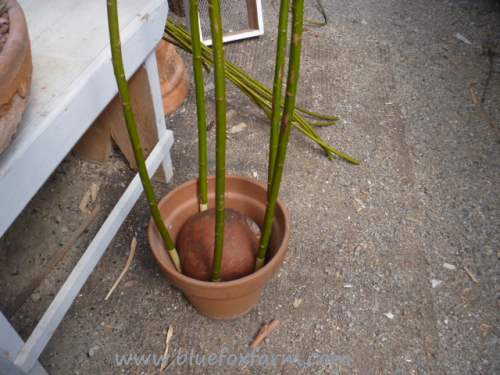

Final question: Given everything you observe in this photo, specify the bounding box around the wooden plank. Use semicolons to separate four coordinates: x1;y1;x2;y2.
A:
99;55;174;181
0;313;48;374
103;66;159;171
144;52;174;182
73;49;177;169
72;119;113;162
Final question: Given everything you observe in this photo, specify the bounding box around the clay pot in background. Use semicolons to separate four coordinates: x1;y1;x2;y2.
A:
148;176;290;320
0;0;32;153
155;40;188;115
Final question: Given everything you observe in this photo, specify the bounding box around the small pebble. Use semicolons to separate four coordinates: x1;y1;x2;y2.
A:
123;280;137;288
87;345;100;358
31;292;41;302
430;279;443;288
443;263;456;270
384;312;395;320
454;32;472;45
229;122;247;134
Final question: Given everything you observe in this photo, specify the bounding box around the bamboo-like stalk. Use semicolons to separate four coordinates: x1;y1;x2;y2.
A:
189;0;209;212
255;0;305;271
207;0;227;282
164;21;359;164
106;0;181;272
268;0;291;196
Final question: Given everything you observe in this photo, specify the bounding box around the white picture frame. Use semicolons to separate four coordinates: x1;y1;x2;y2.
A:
183;0;264;45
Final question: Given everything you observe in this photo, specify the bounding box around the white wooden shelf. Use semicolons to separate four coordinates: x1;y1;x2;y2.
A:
0;1;173;373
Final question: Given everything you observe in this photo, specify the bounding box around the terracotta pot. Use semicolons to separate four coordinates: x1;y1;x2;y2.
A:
0;0;32;153
148;176;290;320
155;40;188;115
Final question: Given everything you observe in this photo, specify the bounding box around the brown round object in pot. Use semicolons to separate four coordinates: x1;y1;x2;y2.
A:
176;208;259;282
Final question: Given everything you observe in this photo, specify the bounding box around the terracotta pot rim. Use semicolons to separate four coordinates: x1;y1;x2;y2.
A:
0;0;31;104
148;175;290;289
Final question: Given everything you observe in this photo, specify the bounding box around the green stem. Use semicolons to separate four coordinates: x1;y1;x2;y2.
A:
208;0;227;282
165;22;339;124
231;63;359;164
268;0;290;198
224;58;356;163
255;0;305;271
296;106;338;121
106;0;181;272
165;21;359;165
189;0;209;211
309;120;337;127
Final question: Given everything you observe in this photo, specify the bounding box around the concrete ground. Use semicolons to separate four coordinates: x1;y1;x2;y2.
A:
1;0;499;374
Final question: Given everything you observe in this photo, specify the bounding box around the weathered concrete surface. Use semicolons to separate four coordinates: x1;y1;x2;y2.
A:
1;1;499;374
